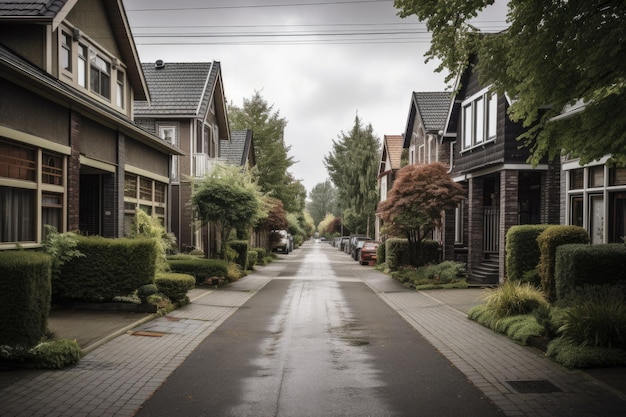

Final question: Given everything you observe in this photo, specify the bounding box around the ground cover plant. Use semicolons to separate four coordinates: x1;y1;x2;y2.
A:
391;261;467;289
468;281;626;368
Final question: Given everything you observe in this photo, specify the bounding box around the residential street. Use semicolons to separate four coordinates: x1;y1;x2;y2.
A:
134;243;501;417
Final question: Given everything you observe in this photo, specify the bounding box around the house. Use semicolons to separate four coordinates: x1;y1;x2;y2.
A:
375;134;403;241
0;0;181;250
442;57;561;283
220;129;255;170
134;61;230;256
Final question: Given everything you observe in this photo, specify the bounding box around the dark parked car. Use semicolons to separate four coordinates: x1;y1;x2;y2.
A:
359;241;380;265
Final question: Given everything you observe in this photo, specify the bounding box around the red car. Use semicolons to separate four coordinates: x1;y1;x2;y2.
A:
359;241;380;265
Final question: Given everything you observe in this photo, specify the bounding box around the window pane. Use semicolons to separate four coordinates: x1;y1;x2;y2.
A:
589;166;604;188
570;169;584;189
475;97;484;144
488;93;497;139
0;141;36;181
139;177;152;200
590;195;604;244
116;70;124;108
463;105;472;148
124;174;137;198
570;196;583;227
61;33;71;71
0;186;35;242
78;45;87;87
610;167;626;186
42;153;63;185
42;193;63;238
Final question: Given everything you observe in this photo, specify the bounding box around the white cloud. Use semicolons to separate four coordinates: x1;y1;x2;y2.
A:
124;0;505;193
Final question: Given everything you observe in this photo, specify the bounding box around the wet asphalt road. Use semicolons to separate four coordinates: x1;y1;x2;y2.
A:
135;243;502;417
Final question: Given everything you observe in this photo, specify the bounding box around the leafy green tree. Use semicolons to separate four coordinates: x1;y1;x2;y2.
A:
324;114;380;235
394;0;626;165
377;162;465;266
306;180;338;226
229;91;305;212
192;164;266;259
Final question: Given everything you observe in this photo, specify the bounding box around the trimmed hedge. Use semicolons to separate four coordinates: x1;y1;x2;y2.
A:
386;238;409;270
55;236;157;302
377;241;386;265
229;240;249;270
419;239;441;266
155;273;195;301
537;225;589;301
0;251;51;347
505;224;554;282
168;257;229;284
247;250;258;270
555;244;626;299
252;247;267;260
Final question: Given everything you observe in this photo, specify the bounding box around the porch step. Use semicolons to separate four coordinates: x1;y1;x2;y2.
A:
468;256;499;285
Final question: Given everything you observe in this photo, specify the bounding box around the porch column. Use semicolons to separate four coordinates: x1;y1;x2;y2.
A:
67;111;81;232
500;170;519;283
467;177;483;275
542;158;562;224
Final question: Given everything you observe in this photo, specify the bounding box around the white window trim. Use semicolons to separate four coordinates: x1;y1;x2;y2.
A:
460;86;497;153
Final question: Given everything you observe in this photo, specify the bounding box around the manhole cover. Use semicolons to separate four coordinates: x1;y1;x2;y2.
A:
506;379;562;393
129;330;166;337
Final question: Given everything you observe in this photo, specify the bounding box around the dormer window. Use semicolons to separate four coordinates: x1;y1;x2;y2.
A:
89;51;111;99
61;32;72;71
462;89;497;150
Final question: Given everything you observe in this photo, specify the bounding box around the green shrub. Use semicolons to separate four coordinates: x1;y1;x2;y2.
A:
168;257;229;284
468;305;544;344
505;224;553;282
228;240;248;268
377;241;386;264
55;236;157;302
247;250;258;270
42;225;84;281
537;225;589;300
252;247;267;260
0;251;52;347
137;284;158;303
554;244;626;300
418;240;441;266
556;285;626;349
546;337;626;368
128;210;176;273
227;262;243;281
386;238;409;270
155;273;195;302
483;281;549;318
29;339;82;369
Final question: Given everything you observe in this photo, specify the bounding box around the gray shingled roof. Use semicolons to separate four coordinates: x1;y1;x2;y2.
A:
220;130;251;166
0;0;68;17
135;62;216;116
413;91;452;132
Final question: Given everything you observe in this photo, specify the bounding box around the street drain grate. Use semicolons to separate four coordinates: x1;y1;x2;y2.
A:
506;380;562;394
129;330;166;337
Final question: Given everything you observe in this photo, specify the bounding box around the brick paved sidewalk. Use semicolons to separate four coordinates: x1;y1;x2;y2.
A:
0;269;277;417
360;271;626;417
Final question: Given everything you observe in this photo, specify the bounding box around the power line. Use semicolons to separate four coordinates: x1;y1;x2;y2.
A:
125;0;394;12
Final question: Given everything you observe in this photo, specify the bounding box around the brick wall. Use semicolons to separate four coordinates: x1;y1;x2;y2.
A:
500;171;519;282
67;111;81;231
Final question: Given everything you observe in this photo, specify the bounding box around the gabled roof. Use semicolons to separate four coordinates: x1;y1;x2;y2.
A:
136;62;216;116
0;0;71;19
220;130;255;167
378;134;404;178
0;44;181;155
136;60;230;140
0;0;149;101
403;91;452;148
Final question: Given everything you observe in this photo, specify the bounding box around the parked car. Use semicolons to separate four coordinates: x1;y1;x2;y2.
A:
359;241;380;265
351;237;372;260
340;237;350;252
272;229;291;253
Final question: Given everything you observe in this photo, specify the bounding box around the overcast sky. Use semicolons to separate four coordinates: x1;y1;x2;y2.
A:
123;0;508;195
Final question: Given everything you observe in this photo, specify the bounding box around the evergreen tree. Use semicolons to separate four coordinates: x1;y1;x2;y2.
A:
229;91;305;212
324;114;380;235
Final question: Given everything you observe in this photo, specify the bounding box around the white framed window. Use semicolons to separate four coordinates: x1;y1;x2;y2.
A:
158;124;179;182
462;89;498;150
60;32;72;71
89;50;111;99
78;44;87;88
116;69;125;108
